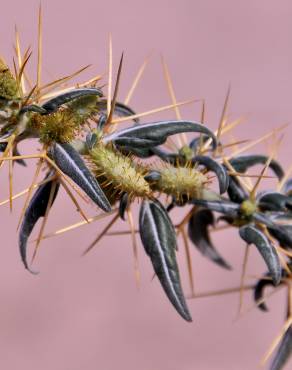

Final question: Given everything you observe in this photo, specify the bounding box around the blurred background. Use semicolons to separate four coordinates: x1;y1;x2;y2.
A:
0;0;291;369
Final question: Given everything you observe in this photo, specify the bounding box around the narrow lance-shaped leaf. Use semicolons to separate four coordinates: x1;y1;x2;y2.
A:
42;88;103;114
48;142;111;212
270;324;292;370
258;192;292;212
239;225;281;285
188;208;231;269
103;120;217;150
268;224;292;249
229;155;284;180
19;173;60;273
139;199;192;322
191;199;240;218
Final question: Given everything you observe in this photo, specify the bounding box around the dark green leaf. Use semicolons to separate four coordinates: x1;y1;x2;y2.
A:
104;120;217;150
188;208;231;269
193;156;229;194
139;199;192;322
229;155;284;180
19;172;59;273
270;325;292;370
42;88;103;114
239;225;281;285
48;143;111;212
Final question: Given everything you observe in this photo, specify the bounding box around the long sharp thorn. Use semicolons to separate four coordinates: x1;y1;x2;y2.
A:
216;85;231;144
17;154;45;230
105;52;124;128
37;4;42;98
201;116;246;153
18;51;32;90
59;178;89;223
261;317;292;365
237;285;284;319
237;244;250;316
250;136;281;200
8;148;13;212
0;134;16;169
107;34;113;118
110;98;201;124
181;228;195;296
0;176;56;206
0;153;43;162
12;58;18;80
33;210;117;242
223;157;252;192
38;65;91;96
226;123;289;160
161;56;186;147
124;54;151;105
198;100;206;154
21;84;37;108
187;285;254;299
105;229;140;236
127;207;141;288
82;212;120;256
44;155;90;204
15;25;25;94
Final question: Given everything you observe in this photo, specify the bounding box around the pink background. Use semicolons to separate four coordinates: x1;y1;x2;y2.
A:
0;0;291;369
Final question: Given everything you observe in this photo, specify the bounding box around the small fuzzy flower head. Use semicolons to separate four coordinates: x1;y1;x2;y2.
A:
0;59;20;100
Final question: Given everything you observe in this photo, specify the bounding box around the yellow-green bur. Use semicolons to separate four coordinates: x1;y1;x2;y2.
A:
155;164;208;200
89;143;152;199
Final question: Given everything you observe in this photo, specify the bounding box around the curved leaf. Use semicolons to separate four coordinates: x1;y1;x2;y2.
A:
258;192;292;212
19;173;59;272
239;225;281;285
229;155;284;180
48;142;111;212
253;273;275;312
42;88;103;114
188;208;231;269
268;224;292;249
139;199;192;322
103;120;217;150
193;155;229;194
191;199;240;218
